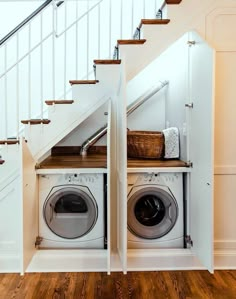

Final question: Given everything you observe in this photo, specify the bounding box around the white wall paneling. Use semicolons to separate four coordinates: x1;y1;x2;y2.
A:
0;175;21;273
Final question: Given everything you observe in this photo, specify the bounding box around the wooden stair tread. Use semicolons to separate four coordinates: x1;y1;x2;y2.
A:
140;19;170;27
93;59;121;65
117;39;146;45
0;139;19;145
69;80;99;85
45;100;74;105
166;0;182;4
0;159;5;165
21;119;51;125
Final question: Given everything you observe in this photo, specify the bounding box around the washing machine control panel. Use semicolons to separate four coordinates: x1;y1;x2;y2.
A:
129;172;181;186
65;173;101;184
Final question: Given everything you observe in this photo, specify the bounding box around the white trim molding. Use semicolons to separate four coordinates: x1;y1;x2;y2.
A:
214;165;236;175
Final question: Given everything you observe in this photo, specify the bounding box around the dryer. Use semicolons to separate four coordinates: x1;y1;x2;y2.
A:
38;173;106;249
127;172;184;249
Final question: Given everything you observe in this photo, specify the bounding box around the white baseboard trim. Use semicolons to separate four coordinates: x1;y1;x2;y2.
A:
214;249;236;269
0;255;20;273
214;240;236;250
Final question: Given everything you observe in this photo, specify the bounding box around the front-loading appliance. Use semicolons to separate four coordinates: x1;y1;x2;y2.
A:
38;173;106;249
127;172;184;249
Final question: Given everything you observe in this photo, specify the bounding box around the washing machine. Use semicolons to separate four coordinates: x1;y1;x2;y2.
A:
127;172;184;249
38;173;106;249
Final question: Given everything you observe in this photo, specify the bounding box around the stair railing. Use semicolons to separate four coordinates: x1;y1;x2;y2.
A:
0;0;163;141
80;80;169;156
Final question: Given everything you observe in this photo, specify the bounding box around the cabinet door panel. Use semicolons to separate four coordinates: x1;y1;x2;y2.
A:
189;31;215;273
107;99;112;274
20;138;38;274
116;65;127;274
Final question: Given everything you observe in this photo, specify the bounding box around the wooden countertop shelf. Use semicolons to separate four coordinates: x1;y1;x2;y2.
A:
36;150;190;174
36;154;107;172
127;158;191;173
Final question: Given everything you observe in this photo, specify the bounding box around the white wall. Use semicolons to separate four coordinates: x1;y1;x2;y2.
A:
0;2;42;39
57;102;108;146
194;1;236;251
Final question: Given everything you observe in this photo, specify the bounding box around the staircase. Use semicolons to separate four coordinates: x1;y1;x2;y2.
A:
0;0;216;184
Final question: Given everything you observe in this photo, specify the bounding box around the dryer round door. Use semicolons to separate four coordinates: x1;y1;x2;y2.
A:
44;186;98;239
127;186;178;239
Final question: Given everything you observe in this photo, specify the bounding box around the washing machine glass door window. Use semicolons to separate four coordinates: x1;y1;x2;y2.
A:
135;195;166;227
128;187;178;239
44;186;98;239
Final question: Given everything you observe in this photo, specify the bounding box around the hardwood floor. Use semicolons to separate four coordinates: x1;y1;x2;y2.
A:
0;271;236;299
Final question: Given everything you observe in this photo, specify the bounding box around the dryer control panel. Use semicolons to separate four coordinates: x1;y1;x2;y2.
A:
128;172;181;186
65;173;101;184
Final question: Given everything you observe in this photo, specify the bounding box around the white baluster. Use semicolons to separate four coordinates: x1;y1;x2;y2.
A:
4;44;8;139
64;0;67;98
131;0;134;37
52;2;56;99
109;0;112;58
16;33;19;138
40;12;43;119
120;0;123;38
76;0;78;78
87;0;89;79
28;23;31;119
98;3;101;59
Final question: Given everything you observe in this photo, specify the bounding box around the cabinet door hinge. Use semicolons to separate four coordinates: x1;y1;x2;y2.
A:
35;163;40;169
185;235;193;247
35;236;43;247
186;161;193;168
187;40;196;47
185;103;194;108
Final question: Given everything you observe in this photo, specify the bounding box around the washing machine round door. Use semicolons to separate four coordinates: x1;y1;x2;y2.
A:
44;186;98;239
128;186;178;239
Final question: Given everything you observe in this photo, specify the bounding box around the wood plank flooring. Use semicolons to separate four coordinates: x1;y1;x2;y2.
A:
0;271;236;299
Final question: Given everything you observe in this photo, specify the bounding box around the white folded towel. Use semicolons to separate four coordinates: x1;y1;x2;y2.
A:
162;127;179;159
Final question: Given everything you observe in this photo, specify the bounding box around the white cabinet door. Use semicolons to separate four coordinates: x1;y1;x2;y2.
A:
188;31;215;272
20;138;38;274
106;99;112;274
116;65;127;274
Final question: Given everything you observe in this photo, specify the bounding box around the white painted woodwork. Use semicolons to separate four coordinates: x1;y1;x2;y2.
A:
24;90;109;161
56;64;121;147
26;250;108;273
20;138;39;274
0;144;20;188
125;34;189;161
56;103;109;147
127;167;191;173
106;99;112;274
116;62;127;274
0;175;21;273
214;175;236;248
36;168;108;175
2;0;236;273
120;0;216;81
188;31;215;273
127;249;204;271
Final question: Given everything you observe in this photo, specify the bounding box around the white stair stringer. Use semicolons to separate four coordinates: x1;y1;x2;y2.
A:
24;94;108;162
24;64;122;161
119;0;216;81
0;144;20;190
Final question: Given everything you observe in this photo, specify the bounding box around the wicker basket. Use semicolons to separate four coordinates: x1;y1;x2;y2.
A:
127;130;164;159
